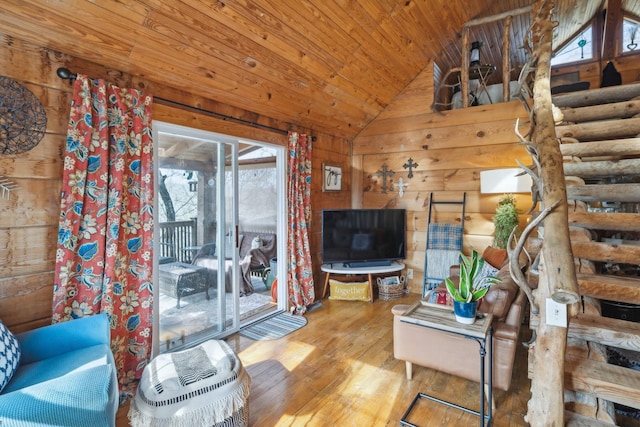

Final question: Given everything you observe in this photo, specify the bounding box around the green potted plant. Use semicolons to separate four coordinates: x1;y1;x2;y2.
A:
445;250;501;324
492;194;519;249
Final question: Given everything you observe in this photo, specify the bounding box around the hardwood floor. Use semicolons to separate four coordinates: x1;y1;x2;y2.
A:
117;293;532;426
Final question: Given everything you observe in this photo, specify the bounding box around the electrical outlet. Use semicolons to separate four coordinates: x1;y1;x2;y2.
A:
406;269;413;279
546;298;567;327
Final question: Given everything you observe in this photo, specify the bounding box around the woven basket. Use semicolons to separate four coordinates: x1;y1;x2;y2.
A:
378;282;405;301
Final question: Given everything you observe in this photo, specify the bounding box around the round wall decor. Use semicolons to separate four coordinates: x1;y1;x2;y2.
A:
0;76;47;155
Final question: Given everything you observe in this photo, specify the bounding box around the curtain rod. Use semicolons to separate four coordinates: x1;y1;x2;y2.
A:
56;68;315;141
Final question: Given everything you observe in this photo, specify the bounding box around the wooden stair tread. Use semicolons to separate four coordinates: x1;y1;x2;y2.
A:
565;354;640;410
531;312;640;352
566;183;640;202
572;241;640;265
568;211;640;232
553;82;640;108
565;410;617;426
556;117;640;142
577;273;640;305
560;137;640;157
564;158;640;178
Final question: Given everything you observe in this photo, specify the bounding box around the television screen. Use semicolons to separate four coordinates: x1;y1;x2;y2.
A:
321;209;406;266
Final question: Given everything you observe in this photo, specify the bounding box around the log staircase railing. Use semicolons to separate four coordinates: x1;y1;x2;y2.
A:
531;82;640;425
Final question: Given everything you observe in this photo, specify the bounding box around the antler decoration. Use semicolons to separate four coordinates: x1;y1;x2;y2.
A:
514;119;543;214
507;115;563;316
507;199;560;315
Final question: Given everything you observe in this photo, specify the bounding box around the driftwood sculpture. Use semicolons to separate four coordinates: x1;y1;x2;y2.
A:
507;1;581;425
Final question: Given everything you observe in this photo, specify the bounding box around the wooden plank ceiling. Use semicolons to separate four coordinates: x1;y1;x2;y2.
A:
1;0;632;141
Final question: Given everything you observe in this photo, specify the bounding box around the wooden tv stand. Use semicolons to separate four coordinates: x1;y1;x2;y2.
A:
321;261;405;302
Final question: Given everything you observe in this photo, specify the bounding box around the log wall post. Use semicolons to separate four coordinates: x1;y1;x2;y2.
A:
503;16;512;102
461;27;470;108
526;1;580;425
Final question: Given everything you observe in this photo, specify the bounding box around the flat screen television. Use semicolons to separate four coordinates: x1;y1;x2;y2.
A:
321;208;406;267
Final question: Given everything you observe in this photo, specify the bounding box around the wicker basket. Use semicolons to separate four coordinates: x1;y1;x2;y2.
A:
378;277;406;301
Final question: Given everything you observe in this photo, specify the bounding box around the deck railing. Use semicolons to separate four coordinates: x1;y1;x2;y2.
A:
159;219;197;263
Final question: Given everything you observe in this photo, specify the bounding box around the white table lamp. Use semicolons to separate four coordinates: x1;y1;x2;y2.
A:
480;168;532;194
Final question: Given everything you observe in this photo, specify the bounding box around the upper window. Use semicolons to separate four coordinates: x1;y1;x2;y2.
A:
623;17;640;53
551;25;593;66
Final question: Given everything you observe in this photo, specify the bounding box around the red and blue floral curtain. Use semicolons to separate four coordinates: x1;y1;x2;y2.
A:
53;75;154;401
287;132;315;314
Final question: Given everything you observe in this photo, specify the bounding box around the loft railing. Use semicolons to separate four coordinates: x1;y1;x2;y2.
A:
159;219;197;263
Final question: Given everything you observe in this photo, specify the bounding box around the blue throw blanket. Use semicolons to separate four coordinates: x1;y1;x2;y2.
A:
0;364;113;427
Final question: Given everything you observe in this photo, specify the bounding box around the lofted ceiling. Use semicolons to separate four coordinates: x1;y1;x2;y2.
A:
2;0;635;141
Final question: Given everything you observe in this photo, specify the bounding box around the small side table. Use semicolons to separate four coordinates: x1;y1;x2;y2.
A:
398;302;493;427
181;245;202;263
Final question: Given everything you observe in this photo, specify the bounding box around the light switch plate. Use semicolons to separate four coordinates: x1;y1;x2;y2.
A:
546;298;567;328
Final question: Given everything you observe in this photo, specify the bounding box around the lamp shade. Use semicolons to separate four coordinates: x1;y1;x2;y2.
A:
480;168;532;194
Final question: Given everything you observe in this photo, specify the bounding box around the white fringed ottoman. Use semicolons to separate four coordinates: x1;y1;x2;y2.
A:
129;339;251;427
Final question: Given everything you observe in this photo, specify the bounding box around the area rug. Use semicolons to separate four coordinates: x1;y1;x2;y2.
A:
239;311;308;340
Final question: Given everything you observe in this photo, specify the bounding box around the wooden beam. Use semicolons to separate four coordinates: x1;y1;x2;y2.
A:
602;0;623;61
565;355;640;410
577;273;640;305
553;82;640;108
464;5;532;28
503;16;512;102
461;27;470;108
568;211;640;231
527;2;577;425
560;138;640;157
158;157;212;171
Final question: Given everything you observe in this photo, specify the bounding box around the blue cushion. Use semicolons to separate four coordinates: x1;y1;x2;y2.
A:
0;364;113;427
0;320;21;393
2;343;111;394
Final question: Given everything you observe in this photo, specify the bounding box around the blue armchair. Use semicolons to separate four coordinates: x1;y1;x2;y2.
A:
0;314;119;427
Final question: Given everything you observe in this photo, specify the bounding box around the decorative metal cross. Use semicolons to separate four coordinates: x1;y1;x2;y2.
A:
394;177;408;197
375;163;395;194
403;158;419;179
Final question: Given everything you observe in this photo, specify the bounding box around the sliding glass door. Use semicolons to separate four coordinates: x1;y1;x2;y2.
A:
153;122;239;353
152;122;287;355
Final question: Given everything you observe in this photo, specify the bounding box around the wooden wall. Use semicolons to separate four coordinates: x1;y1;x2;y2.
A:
0;33;349;332
352;62;532;295
551;54;640;91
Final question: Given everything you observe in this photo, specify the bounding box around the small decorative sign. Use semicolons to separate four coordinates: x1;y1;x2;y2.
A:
322;163;342;191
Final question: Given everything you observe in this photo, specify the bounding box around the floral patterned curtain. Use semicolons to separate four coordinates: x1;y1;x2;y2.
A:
287;132;315;314
53;75;154;402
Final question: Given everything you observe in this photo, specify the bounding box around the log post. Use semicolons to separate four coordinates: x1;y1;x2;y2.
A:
503;16;512;102
461;27;470;108
526;1;580;425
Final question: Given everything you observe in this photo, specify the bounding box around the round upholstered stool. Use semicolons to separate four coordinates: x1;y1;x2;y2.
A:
129;339;251;427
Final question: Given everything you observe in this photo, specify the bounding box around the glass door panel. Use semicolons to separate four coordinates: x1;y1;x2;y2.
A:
155;123;237;353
